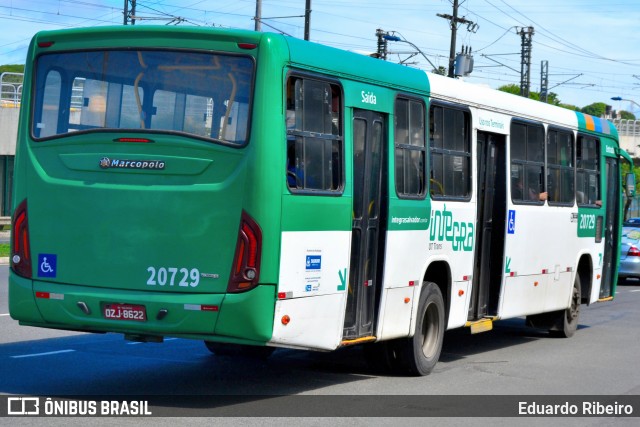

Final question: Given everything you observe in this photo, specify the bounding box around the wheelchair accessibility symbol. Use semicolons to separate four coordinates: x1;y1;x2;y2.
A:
507;210;516;234
38;254;57;278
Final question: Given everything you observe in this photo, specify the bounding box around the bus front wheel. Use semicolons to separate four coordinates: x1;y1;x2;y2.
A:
401;281;445;376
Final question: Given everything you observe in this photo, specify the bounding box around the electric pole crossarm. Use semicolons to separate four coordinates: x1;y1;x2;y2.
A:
438;0;477;78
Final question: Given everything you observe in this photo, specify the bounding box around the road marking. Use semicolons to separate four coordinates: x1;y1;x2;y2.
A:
630;289;640;293
11;349;76;359
0;313;10;316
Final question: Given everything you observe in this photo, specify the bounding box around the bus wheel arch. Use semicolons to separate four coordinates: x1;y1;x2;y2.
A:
423;261;451;326
576;254;592;305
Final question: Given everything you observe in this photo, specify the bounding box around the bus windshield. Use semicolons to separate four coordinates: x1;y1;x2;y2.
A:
32;49;254;145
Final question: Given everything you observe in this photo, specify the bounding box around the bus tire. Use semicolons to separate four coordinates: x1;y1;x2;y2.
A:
204;341;275;359
400;281;445;376
550;274;581;338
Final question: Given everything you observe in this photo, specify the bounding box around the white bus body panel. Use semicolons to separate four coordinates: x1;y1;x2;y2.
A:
270;231;350;350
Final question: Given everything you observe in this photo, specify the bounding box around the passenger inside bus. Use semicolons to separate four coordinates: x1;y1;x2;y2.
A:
512;175;548;202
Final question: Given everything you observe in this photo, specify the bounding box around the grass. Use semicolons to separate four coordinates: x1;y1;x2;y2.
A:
0;243;9;257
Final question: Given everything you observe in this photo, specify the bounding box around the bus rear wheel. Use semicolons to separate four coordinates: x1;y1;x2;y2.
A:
204;341;275;359
400;281;445;376
550;274;581;338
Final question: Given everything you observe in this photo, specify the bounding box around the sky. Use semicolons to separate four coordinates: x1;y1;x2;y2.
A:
0;0;639;115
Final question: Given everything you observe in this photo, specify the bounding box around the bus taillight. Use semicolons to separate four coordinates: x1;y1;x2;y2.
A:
11;199;32;278
227;211;262;293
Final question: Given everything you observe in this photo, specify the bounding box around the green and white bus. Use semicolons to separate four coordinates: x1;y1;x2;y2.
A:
9;26;634;375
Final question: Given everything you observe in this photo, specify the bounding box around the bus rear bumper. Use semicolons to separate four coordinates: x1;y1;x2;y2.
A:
9;273;223;336
8;273;276;343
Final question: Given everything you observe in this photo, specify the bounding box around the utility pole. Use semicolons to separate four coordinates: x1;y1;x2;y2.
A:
123;0;136;25
254;0;261;31
437;0;476;78
540;60;549;103
304;0;311;40
517;26;534;97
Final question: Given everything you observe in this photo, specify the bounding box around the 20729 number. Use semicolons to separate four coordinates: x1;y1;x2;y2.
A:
146;267;200;288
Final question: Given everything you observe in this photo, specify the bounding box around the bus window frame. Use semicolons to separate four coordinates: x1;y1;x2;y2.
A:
284;71;345;196
394;93;427;200
510;118;546;206
546;125;576;207
30;47;257;148
576;132;602;209
428;99;472;202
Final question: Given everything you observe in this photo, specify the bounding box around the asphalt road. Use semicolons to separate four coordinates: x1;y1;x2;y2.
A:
1;265;639;425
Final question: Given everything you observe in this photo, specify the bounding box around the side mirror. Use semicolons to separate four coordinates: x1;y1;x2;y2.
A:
626;172;636;198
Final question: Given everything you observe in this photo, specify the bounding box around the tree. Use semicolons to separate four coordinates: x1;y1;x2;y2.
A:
497;84;521;96
0;64;24;86
560;103;580;112
581;102;608;118
620;110;636;120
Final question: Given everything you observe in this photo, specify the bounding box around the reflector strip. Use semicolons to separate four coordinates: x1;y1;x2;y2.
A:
35;292;63;300
278;292;293;299
509;272;517;277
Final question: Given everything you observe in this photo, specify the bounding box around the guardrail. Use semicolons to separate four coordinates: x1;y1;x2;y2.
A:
612;119;640;137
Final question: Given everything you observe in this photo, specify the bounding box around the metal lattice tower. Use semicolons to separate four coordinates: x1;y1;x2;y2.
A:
123;0;136;25
517;26;534;97
540;60;549;103
376;29;389;60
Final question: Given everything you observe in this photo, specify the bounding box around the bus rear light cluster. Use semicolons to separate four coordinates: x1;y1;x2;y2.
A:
11;199;32;278
227;211;262;293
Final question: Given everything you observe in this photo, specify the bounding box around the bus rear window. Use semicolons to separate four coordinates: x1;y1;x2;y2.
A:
33;49;254;146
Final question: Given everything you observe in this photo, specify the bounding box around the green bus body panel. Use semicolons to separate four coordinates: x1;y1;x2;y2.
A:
285;37;429;97
10;26;285;343
214;285;276;341
9;274;44;323
25;136;247;294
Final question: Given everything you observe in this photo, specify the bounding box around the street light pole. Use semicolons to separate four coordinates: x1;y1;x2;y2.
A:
382;34;438;72
611;96;640;110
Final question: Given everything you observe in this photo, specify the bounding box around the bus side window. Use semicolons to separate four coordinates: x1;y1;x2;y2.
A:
510;121;545;204
576;134;601;207
285;76;342;193
394;96;426;198
547;128;575;206
429;104;471;200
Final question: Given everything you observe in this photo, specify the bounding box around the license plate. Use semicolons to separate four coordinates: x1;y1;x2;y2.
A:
103;303;147;321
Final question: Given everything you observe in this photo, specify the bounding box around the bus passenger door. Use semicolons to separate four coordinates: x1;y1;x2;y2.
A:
470;131;506;319
600;157;620;298
343;109;387;340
